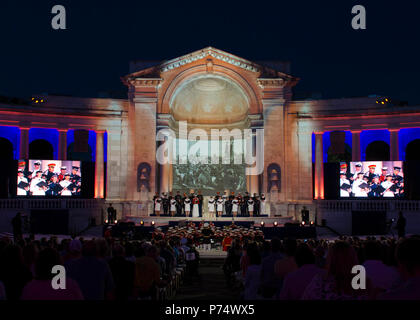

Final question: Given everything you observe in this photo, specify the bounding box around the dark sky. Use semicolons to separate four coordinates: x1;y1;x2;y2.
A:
0;0;419;103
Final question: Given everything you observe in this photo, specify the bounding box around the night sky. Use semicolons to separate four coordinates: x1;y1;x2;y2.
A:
0;0;419;103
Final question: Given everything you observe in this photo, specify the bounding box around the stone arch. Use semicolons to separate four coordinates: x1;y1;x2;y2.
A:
29;139;54;160
365;140;390;161
405;139;420;161
160;64;261;115
0;137;14;160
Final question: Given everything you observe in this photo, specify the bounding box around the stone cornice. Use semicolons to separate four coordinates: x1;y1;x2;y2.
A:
257;78;286;88
160;47;260;73
126;78;163;87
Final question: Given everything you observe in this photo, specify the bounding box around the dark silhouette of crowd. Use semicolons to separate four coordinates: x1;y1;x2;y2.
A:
224;235;420;300
0;233;195;300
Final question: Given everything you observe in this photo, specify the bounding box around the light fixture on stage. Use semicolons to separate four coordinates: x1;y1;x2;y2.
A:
104;219;108;224
301;221;306;226
310;220;314;226
114;220;118;224
273;221;278;227
140;220;144;226
260;221;265;227
151;220;155;226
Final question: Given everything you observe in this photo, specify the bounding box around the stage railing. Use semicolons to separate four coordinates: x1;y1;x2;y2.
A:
0;198;104;210
318;200;420;212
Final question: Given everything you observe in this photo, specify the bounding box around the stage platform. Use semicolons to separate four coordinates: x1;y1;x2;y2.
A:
122;215;295;227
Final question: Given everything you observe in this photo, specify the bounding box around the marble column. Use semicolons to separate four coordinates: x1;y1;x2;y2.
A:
19;127;29;159
94;130;105;199
314;132;324;199
389;129;400;160
58;129;67;160
351;130;361;161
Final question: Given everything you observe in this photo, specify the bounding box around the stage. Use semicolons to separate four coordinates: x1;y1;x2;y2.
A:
122;215;295;227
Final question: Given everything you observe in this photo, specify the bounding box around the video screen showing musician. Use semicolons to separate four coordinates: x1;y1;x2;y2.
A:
338;161;404;198
17;160;81;197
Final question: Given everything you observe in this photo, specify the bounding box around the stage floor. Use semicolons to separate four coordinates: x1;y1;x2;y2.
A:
123;215;294;227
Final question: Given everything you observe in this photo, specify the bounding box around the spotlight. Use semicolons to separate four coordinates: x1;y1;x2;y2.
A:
140;220;144;226
104;219;108;224
114;220;118;224
260;221;265;227
310;220;314;226
301;221;306;226
151;220;155;226
273;221;278;227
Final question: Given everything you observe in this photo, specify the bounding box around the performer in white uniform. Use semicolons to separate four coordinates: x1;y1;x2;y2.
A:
170;198;177;217
247;198;255;216
352;172;368;197
232;198;239;217
154;196;162;216
216;197;224;217
192;196;200;218
184;198;191;217
30;171;45;196
339;172;351;197
381;174;395;197
59;174;73;196
260;193;266;215
208;196;216;218
31;161;42;179
351;162;363;181
17;170;29;196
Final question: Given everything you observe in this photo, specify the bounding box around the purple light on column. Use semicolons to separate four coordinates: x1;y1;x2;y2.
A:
360;130;390;161
0;126;20;159
29;128;59;159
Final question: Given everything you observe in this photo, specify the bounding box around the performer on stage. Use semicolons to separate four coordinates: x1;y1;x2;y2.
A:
222;191;228;215
154;194;162;216
232;197;239;217
60;173;74;196
243;192;250;216
247;197;254;217
260;193;266;215
340;172;352;197
170;197;177;217
253;193;260;216
237;193;243;216
364;164;377;183
197;190;203;217
368;175;382;197
58;166;67;181
192;195;200;218
162;193;169;216
351;162;363;181
70;166;81;196
184;197;191;217
30;170;46;196
381;174;396;197
352;172;369;197
44;163;57;181
17;170;29;196
175;191;183;216
216;196;224;218
46;174;63;196
208;196;216;218
31;161;42;179
379;167;388;182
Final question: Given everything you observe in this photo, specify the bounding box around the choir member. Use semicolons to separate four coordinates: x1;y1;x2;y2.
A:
364;164;377;183
216;196;224;218
208;196;216;219
192;195;200;217
352;172;369;197
253;193;260;216
232;197;239;217
170;197;177;217
247;197;254;217
381;174;396;197
30;170;45;196
154;194;162;216
197;190;203;217
60;173;74;196
340;172;351;197
162;193;169;216
260;193;266;215
17;170;29;196
184;197;191;217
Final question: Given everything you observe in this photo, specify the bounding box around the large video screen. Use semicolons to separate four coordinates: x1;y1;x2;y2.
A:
172;139;246;195
17;160;81;197
339;161;404;198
